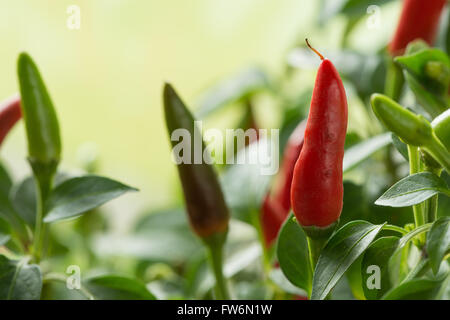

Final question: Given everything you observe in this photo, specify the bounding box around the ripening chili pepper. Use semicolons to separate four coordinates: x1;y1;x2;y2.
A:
389;0;446;56
260;120;306;247
0;96;21;147
261;194;286;246
272;120;307;212
290;40;348;238
163;83;230;240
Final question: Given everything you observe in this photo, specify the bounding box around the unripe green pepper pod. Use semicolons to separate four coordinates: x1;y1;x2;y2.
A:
370;93;432;146
17;53;62;262
371;94;450;173
432;109;450;151
163;83;230;240
18;53;61;167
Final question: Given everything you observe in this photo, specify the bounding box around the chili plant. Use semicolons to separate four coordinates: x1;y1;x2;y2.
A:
0;53;151;300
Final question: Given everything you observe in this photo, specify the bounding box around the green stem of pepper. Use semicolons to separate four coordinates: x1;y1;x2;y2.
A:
204;232;230;300
407;145;426;245
307;236;326;272
30;160;56;263
422;133;450;173
251;209;271;276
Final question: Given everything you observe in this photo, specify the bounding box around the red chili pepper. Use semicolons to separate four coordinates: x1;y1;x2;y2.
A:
272;120;307;212
290;40;347;236
261;120;306;247
0;95;21;147
389;0;446;56
261;194;285;246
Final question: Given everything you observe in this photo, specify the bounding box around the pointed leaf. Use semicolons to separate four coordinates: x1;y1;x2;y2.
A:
85;274;156;300
44;175;137;223
361;236;399;300
311;221;384;300
375;172;450;207
276;213;312;292
427;217;450;274
382;278;442;300
0;255;42;300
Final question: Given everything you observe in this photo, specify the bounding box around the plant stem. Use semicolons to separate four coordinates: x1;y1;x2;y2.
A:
206;240;230;300
407;145;426;245
307;237;326;272
251;209;271;276
384;224;408;235
427;195;439;223
401;257;429;284
43;273;95;300
30;161;56;263
32;181;45;263
423;134;450;173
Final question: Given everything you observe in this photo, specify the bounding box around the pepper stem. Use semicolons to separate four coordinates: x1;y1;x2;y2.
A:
305;38;324;61
407;145;426;246
204;232;230;300
307;236;327;272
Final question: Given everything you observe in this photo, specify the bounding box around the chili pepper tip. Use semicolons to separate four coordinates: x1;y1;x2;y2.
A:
305;38;324;61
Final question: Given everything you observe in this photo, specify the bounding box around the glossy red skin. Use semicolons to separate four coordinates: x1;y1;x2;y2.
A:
261;121;306;246
0;96;21;147
273;120;306;212
261;194;286;247
389;0;446;56
291;59;347;228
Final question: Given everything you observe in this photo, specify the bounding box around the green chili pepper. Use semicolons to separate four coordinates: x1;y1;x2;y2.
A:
371;93;450;173
17;53;62;262
370;93;432;146
18;53;61;167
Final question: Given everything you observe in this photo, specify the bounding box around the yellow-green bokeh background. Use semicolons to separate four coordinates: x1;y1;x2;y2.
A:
0;0;399;230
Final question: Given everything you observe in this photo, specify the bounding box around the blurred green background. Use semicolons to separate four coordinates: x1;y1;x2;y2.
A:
0;0;400;232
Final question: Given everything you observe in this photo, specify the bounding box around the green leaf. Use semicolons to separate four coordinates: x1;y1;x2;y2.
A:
343;133;391;172
395;49;450;92
196;68;269;118
427;217;450;274
269;268;308;296
382;278;442;300
375;172;450;207
276;213;312;293
0;216;11;246
395;48;450;118
10;177;36;227
85;274;156;300
361;236;399;300
0;255;42;300
391;134;409;161
311;221;385;300
404;73;448;118
44;175;137;223
345;255;365;300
